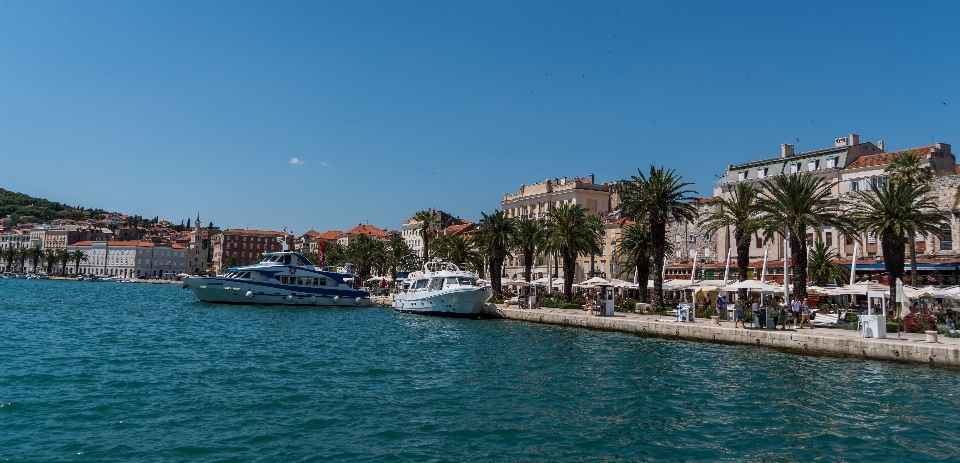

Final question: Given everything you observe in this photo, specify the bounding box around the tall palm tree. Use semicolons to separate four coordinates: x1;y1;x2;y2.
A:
618;165;698;311
847;181;947;300
70;250;87;275
435;235;480;271
57;249;71;275
807;241;847;287
2;246;16;272
412;209;439;260
755;173;853;303
699;182;761;300
515;218;545;283
885;150;933;287
26;246;43;274
17;247;28;273
345;234;385;278
615;223;653;303
385;232;416;286
543;204;604;301
43;249;59;275
475;210;517;298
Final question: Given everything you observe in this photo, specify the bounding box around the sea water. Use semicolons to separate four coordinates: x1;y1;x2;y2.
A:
1;278;958;462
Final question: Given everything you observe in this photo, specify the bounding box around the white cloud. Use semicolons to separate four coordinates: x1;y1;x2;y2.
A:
290;157;305;165
319;161;329;166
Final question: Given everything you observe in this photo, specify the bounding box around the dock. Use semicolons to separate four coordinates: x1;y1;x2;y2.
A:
494;307;960;368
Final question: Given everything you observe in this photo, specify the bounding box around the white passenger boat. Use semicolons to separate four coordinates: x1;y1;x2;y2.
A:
393;261;493;318
181;251;373;307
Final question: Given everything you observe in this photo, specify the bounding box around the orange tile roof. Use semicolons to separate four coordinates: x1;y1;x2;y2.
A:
342;224;388;237
317;230;342;240
223;229;289;237
846;146;934;170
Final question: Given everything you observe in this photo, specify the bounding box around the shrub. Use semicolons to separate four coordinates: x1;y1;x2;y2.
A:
559;302;582;310
901;313;938;333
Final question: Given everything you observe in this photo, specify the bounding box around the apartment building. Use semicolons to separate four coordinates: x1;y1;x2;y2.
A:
401;211;473;259
66;241;190;278
212;229;294;273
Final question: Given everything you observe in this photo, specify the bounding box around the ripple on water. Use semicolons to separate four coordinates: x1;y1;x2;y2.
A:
1;278;959;462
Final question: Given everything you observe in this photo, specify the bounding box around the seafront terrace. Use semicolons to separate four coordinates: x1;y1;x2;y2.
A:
494;306;960;368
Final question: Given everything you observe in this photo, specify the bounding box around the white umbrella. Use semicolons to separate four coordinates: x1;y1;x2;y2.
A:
582;276;610;286
508;280;531;287
365;276;392;283
895;278;911;319
722;279;778;292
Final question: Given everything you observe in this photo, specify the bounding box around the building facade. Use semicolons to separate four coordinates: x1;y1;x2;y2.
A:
66;241;190;278
212;229;294;273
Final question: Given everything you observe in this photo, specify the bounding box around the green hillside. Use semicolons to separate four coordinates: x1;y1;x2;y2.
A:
0;188;103;223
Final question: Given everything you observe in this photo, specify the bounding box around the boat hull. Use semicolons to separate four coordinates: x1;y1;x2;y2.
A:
182;276;373;307
393;287;493;318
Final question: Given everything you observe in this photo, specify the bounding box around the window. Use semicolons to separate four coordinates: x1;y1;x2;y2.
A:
916;233;925;243
756;236;762;248
867;232;876;244
826;157;837;169
704;249;710;257
872;177;884;189
675;250;682;258
940;224;952;251
703;232;711;241
757;167;767;179
825;232;832;246
807;159;818;171
738;171;747;181
790;163;799;174
675;235;681;243
688;235;696;243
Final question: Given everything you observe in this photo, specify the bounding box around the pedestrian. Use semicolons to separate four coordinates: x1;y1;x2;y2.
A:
734;299;745;328
778;300;788;330
791;298;802;329
799;301;812;329
716;294;727;319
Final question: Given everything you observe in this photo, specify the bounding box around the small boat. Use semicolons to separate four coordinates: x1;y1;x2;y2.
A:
181;251;373;306
393;261;493;318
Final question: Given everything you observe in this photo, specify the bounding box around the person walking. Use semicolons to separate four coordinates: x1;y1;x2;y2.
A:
778;300;788;330
791;298;802;329
733;298;746;328
716;294;727;320
799;301;812;329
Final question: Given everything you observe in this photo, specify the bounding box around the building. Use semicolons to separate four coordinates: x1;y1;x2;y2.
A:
337;224;389;247
0;229;30;250
710;134;960;284
212;229;294;273
66;241;190;278
401;211;472;258
501;175;613;283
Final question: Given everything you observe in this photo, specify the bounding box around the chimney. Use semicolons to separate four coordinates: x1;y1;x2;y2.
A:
849;133;859;145
835;137;848;147
590;173;595;183
781;144;794;158
560;176;567;185
878;140;885;151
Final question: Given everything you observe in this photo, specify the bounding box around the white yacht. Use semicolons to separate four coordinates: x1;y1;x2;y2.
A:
393;261;493;318
181;251;373;307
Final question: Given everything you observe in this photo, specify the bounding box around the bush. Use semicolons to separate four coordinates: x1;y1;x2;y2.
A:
539;298;559;308
901;313;938;333
886;322;900;333
559;302;582;310
937;324;960;338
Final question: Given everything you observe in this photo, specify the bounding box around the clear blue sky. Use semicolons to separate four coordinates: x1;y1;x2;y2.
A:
2;1;958;235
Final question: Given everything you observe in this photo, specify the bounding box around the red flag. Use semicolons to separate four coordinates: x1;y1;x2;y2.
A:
380;278;387;289
318;241;326;267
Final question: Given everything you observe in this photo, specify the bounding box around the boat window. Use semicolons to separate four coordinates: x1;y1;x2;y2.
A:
430;278;443;291
241;272;251;279
282;255;292;265
414;279;429;290
445;277;459;287
457;277;476;286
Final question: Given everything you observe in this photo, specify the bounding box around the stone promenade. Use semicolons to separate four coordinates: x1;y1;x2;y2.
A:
495;306;960;369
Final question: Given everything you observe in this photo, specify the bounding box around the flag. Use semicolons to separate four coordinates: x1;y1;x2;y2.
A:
895;278;911;319
318;241;326;267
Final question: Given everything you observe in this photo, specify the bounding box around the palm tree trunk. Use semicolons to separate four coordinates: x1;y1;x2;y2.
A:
650;220;666;312
524;253;533;283
489;256;504;298
883;235;907;304
909;234;918;286
735;231;749;301
790;234;809;303
636;262;650;303
562;250;575;301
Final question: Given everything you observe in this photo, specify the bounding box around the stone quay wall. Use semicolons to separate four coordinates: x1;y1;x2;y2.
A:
495;308;960;369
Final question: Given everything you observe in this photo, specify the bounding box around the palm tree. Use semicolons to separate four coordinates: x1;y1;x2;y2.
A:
618;165;698;311
345;234;385;278
807;241;847;287
43;249;58;275
16;247;28;273
699;182;761;300
543;204;604;301
385;232;416;286
615;223;654;303
437;235;481;271
2;246;16;272
755;173;853;303
515;218;545;283
412;209;439;260
847;181;947;300
885;150;933;287
57;249;71;275
474;210;517;298
26;246;43;274
70;250;87;275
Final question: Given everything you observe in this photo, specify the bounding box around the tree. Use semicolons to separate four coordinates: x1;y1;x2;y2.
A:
699;182;761;300
43;249;58;275
412;209;439;260
474;210;517;298
71;250;87;275
2;246;16;272
26;246;43;274
515;218;545;283
755;173;853;304
435;235;480;271
885;150;933;287
618;166;698;311
848;181;947;301
224;254;241;269
615;223;654;303
807;241;847;287
543;204;604;301
385;232;417;286
57;249;71;275
345;234;385;278
323;242;348;268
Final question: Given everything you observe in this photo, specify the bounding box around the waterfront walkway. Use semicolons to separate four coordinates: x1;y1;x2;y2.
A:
495;306;960;368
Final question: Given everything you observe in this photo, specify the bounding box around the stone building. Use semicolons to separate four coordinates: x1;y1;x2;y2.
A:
66;241;190;278
212;229;294;273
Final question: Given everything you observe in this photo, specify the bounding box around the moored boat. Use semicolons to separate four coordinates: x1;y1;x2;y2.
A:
181;251;373;306
393;261;493;318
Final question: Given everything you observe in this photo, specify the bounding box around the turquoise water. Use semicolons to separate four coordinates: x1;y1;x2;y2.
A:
1;279;958;462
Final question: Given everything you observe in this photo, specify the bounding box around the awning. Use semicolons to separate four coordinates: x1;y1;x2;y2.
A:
841;263;960;272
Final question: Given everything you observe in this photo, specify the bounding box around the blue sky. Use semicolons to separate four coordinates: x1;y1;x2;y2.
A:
2;1;958;235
